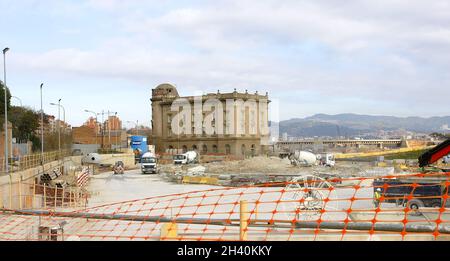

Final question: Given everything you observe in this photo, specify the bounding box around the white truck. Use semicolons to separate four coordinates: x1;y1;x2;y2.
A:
141;152;159;174
289;151;335;167
173;151;199;165
318;153;336;167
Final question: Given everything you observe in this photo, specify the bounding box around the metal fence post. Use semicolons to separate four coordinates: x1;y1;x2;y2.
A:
18;177;22;210
240;200;249;241
9;175;12;209
43;184;46;208
62;187;65;207
32;178;36;209
69;188;72;207
54;186;57;208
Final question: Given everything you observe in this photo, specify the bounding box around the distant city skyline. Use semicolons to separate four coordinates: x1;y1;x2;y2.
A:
1;1;450;127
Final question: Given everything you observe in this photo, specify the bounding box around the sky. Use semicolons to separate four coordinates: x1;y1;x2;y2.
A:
0;0;449;127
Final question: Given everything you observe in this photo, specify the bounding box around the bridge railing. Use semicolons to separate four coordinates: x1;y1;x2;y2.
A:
0;150;71;175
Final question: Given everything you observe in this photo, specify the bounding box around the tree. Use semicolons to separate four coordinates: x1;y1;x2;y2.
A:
9;106;41;143
0;81;12;127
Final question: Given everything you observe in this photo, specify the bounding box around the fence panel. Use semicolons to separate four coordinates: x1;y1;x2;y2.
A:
0;171;449;241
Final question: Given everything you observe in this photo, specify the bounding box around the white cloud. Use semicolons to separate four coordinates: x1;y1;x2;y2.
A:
6;0;450;119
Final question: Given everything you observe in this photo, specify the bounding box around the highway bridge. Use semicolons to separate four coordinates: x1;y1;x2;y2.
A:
276;139;406;151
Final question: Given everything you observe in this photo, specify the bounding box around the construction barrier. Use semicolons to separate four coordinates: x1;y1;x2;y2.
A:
182;176;219;185
0;172;449;241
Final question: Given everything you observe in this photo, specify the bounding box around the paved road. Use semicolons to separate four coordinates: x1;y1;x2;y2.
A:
86;169;375;222
87;169;219;207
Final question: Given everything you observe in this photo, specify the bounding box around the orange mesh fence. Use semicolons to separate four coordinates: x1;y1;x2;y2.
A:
0;172;449;241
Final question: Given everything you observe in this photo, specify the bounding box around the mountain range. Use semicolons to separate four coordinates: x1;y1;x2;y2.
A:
278;113;450;138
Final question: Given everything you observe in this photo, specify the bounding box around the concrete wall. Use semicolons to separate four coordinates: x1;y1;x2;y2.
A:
0;153;135;210
72;144;100;155
0;159;74;209
94;153;136;167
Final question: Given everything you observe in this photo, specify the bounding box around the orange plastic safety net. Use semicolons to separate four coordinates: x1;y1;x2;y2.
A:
0;172;449;241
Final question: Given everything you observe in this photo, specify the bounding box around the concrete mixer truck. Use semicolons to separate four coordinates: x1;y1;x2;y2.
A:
289;151;317;166
289;151;335;167
141;152;159;174
173;151;199;165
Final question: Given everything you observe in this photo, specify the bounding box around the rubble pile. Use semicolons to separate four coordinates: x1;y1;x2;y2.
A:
206;156;294;174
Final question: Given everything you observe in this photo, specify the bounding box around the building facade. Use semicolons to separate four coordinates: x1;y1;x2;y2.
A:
73;115;127;149
151;83;270;157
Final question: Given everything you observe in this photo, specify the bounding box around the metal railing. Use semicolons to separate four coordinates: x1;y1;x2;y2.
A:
0;150;71;175
0;179;88;210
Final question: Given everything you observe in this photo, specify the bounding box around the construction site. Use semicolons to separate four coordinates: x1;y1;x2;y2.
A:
0;137;449;242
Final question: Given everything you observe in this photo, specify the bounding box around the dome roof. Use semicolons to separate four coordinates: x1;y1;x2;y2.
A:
154;83;179;97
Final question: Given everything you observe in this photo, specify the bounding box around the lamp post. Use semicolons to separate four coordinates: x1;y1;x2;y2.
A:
50;100;64;154
106;110;117;152
10;96;22;159
11;96;22;107
84;110;99;146
40;84;44;164
127;120;139;136
3;47;10;174
114;112;118;151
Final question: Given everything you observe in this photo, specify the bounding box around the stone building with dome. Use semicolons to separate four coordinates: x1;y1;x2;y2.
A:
151;83;270;157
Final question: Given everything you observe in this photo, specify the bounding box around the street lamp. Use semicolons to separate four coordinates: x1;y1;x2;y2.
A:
11;96;22;107
84;109;99;146
50;100;65;154
127;120;139;136
50;102;65;123
3;47;10;174
40;84;44;164
105;110;117;152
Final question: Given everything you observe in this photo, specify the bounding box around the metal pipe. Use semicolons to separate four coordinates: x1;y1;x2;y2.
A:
3;209;450;234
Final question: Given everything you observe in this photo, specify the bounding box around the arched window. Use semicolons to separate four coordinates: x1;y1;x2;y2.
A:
212;145;218;153
192;145;198;151
202;145;208;154
225;144;231;155
182;145;188;153
241;144;246;156
251;144;256;157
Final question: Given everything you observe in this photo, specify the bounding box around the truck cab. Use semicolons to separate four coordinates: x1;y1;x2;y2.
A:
141;153;158;174
319;153;336;167
173;154;188;165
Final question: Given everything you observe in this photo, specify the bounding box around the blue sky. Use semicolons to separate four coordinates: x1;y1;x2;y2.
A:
1;0;450;127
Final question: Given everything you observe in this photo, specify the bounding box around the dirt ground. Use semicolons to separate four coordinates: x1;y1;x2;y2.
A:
159;156;379;178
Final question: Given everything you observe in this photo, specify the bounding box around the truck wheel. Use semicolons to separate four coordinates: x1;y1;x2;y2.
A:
432;202;442;208
407;199;424;210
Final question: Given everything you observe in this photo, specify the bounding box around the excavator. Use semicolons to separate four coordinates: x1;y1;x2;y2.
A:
418;138;450;170
373;138;450;209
